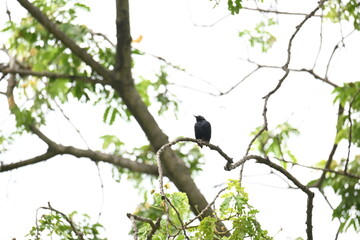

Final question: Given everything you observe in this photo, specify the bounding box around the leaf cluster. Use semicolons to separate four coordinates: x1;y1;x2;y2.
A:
2;0;115;130
333;82;360;147
131;180;271;239
251;122;299;168
239;18;277;53
136;66;179;117
320;157;360;233
324;0;360;30
27;210;106;240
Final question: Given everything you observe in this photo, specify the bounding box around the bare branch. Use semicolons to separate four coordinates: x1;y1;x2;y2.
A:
284;0;326;69
312;103;343;188
190;5;323;28
218;66;262;96
274;158;360;180
312;9;324;69
244;58;339;88
245;0;327;160
0;126;158;175
157;137;233;165
0;150;57;172
89;30;115;47
53;100;90;149
5;1;12;22
297;68;338;88
242;6;323;17
325;30;356;79
127;214;139;240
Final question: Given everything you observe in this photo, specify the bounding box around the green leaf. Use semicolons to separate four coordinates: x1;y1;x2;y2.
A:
103;106;111;123
227;0;242;15
195;216;216;239
100;135;123;153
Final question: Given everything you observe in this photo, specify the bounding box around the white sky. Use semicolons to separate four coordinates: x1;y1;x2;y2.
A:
0;0;359;239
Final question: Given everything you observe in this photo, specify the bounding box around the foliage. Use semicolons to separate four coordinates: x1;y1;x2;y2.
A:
227;0;243;15
306;82;360;233
2;0;179;134
220;180;272;240
0;131;14;153
333;82;360;147
324;0;360;30
27;210;107;240
136;66;179;117
239;18;277;52
2;0;111;132
251;123;299;168
131;180;271;239
318;157;360;233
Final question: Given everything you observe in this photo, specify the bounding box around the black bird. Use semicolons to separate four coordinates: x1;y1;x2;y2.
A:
194;115;211;148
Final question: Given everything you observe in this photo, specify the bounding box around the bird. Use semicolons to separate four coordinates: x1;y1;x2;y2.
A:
194;115;211;148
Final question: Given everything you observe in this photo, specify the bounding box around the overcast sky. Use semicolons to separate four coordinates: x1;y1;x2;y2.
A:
0;0;359;239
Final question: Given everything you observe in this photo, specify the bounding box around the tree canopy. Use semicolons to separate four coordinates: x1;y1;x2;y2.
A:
0;0;359;239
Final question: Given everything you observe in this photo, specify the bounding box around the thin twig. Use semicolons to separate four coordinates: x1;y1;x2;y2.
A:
325;30;355;79
242;6;323;17
54;100;90;149
0;67;107;85
313;103;344;188
244;0;328;194
185;187;227;227
312;8;324;69
274;157;360;180
127;214;139;240
344;88;360;172
40;202;85;240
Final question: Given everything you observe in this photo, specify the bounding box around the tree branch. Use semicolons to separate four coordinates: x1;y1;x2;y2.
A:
40;202;84;240
185;187;227;227
311;103;343;188
225;155;315;240
242;6;323;17
114;0;132;84
0;67;108;85
244;0;327;162
0;150;57;172
16;0;113;81
127;213;139;240
242;58;339;89
284;0;326;69
127;213;162;240
345;88;360;172
274;157;360;180
0;126;159;175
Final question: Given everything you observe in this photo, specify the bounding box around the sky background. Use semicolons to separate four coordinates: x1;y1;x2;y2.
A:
0;0;359;239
